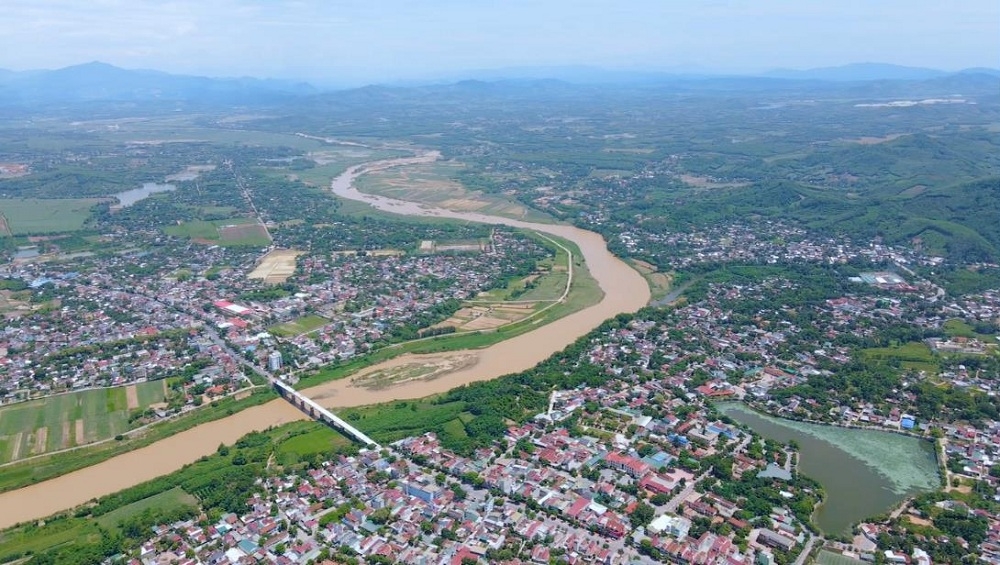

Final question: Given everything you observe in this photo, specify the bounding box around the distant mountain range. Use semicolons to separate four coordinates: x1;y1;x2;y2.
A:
0;61;997;107
0;61;316;106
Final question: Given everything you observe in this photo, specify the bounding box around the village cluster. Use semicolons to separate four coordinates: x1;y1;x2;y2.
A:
0;229;547;411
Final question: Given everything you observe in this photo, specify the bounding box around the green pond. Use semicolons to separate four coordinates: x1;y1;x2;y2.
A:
717;402;941;535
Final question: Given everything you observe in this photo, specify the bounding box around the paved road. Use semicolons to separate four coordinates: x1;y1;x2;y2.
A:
794;534;822;565
663;470;711;513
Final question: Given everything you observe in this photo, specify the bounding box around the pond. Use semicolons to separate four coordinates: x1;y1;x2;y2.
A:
112;182;176;208
717;402;940;535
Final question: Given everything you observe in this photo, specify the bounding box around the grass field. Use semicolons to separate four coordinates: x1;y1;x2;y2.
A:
0;381;167;464
275;421;353;466
164;218;270;247
269;314;329;337
943;318;997;341
816;550;865;565
0;198;104;234
340;399;470;444
95;486;198;529
862;341;939;375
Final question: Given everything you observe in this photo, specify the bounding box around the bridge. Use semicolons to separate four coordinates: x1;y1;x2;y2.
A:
272;380;382;450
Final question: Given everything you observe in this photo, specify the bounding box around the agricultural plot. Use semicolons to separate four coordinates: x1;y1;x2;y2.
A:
434;305;534;332
0;198;105;234
248;248;304;283
0;380;167;463
164;218;271;247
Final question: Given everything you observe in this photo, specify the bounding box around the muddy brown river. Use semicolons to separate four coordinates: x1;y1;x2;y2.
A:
0;153;649;529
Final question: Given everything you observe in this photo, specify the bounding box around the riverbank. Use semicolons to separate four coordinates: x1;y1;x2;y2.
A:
0;151;650;530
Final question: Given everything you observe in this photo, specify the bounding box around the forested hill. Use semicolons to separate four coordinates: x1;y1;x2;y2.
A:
661;177;1000;263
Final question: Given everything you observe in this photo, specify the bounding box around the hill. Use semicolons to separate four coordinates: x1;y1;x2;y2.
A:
0;62;315;106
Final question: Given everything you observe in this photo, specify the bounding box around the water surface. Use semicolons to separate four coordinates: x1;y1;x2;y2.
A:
112;182;176;208
718;402;940;534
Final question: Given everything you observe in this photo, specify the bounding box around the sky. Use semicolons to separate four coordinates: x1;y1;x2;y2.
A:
1;0;998;85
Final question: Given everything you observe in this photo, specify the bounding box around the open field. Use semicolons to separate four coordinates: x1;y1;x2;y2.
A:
274;421;353;466
862;341;939;375
0;198;105;234
630;259;674;302
0;289;34;319
164;217;270;247
0;381;167;464
248;248;304;283
95;486;198;529
943;318;997;341
269;314;329;337
347;353;479;390
678;174;750;189
355;160;553;223
338;399;471;445
816;550;865;565
0;389;275;497
220;222;271;245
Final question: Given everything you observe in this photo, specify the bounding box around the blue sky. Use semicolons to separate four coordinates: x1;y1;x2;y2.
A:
2;0;998;84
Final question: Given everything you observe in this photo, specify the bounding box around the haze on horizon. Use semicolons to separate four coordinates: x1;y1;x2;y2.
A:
2;0;998;86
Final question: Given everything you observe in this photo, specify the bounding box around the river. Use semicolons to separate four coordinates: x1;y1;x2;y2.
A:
718;403;940;535
0;153;649;529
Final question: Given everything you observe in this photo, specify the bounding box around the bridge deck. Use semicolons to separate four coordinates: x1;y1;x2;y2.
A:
274;380;381;449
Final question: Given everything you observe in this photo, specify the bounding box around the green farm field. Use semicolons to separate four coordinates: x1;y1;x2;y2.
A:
0;198;105;234
164;218;271;247
0;381;167;464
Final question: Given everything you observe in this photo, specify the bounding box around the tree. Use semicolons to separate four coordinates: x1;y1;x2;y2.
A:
630;502;655;527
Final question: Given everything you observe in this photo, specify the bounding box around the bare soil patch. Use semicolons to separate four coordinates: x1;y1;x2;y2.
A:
75;419;85;446
631;259;657;274
219;223;270;243
906;515;933;527
680;174;749;189
9;432;23;460
248;248;304;284
125;384;140;410
33;427;48;455
345;352;480;391
61;420;71;449
462;315;511;331
437;305;533;331
649;272;672;289
851;133;906;145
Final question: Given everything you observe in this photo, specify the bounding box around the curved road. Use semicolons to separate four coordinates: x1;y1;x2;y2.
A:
0;152;649;529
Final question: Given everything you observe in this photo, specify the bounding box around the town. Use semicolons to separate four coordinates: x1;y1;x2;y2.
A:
71;217;1000;565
